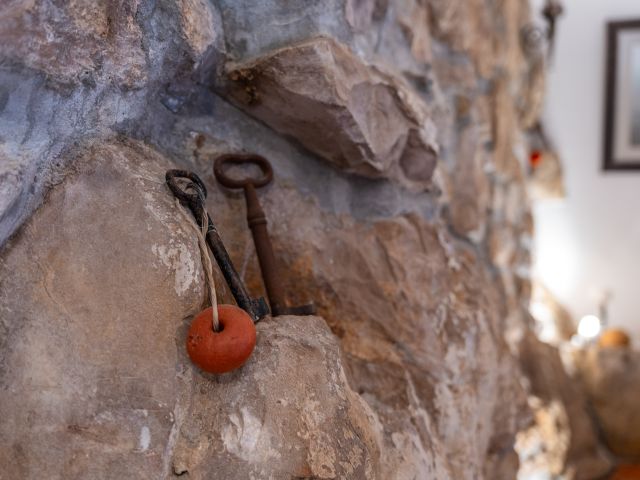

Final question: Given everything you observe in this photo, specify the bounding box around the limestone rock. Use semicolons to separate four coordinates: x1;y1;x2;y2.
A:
517;333;613;479
516;399;572;478
0;139;382;479
530;282;576;344
574;346;640;462
0;133;530;479
171;315;381;479
345;0;377;33
177;0;218;57
440;102;491;239
0;0;147;89
491;75;524;178
518;57;547;130
222;37;439;191
395;0;433;65
426;0;519;79
185;158;530;479
0;139;206;478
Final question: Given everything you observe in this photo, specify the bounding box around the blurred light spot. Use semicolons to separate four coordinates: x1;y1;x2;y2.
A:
530;301;558;343
577;315;601;339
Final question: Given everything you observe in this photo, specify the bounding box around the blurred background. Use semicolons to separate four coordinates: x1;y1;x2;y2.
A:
532;0;640;340
521;2;640;479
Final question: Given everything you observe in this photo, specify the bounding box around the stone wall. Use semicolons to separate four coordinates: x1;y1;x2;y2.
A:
1;1;544;479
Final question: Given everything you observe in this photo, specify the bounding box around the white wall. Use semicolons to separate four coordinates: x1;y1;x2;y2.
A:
533;0;640;338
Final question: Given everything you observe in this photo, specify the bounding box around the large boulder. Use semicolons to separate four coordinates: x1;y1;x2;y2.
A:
222;37;439;190
0;140;204;478
0;139;380;479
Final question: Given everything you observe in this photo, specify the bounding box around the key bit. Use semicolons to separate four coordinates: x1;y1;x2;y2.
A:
165;169;269;322
214;153;316;317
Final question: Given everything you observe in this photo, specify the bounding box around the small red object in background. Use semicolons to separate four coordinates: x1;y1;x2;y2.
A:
609;465;640;479
529;150;543;168
186;305;256;374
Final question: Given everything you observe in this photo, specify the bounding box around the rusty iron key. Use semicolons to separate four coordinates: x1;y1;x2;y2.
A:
214;154;316;317
542;0;563;59
165;169;269;322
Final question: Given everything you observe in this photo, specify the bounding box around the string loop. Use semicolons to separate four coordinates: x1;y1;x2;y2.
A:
175;195;220;332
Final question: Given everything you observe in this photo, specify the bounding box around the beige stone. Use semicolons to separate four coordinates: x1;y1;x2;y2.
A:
518;333;613;479
223;37;439;191
442;110;491;238
177;0;218;57
519;58;547;130
0;136;530;479
197;166;530;479
0;139;205;478
171;315;381;479
0;139;382;479
0;0;146;88
426;0;525;78
574;346;640;462
396;0;433;65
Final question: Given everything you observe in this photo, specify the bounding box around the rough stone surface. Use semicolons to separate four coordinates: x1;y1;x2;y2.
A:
0;142;382;479
252;190;530;480
0;138;527;479
0;141;205;479
222;37;439;190
0;0;585;479
517;332;613;479
0;1;146;89
171;314;381;479
573;346;640;463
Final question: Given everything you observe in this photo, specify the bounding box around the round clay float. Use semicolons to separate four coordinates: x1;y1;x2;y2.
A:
598;328;631;349
186;305;256;374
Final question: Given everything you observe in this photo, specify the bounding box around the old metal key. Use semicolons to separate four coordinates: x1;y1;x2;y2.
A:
165;169;269;322
542;0;563;59
214;154;315;317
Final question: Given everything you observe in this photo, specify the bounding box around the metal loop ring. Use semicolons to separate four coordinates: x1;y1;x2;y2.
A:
166;169;208;204
214;154;273;189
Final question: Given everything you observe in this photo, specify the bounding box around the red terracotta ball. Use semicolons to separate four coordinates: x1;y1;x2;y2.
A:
186;305;256;374
530;150;543;168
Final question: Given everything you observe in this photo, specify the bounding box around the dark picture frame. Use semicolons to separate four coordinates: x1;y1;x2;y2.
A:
603;20;640;170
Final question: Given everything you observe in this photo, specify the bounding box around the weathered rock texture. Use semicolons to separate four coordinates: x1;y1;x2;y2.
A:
573;346;640;463
0;143;207;478
0;0;562;479
517;332;613;479
172;314;381;479
223;37;439;190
